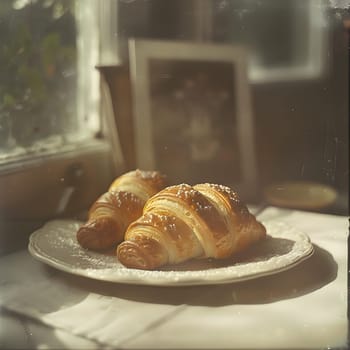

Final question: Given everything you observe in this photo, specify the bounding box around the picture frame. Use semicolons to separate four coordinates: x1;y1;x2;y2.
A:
128;39;258;200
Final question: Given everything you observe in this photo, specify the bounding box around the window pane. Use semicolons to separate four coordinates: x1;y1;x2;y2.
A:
0;0;100;162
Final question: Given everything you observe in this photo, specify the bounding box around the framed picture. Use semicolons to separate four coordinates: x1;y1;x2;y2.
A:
128;39;258;199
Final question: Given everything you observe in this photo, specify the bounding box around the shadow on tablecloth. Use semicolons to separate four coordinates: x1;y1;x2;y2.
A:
55;243;337;306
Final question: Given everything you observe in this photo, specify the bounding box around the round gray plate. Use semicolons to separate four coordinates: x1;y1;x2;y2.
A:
28;220;314;286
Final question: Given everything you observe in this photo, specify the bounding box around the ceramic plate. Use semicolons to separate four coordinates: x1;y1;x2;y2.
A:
28;219;314;286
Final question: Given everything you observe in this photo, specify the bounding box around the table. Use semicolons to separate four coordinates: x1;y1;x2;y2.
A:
0;206;348;349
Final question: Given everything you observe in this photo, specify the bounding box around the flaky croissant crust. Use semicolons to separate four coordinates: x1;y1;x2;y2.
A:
109;169;167;202
76;169;167;251
117;183;266;270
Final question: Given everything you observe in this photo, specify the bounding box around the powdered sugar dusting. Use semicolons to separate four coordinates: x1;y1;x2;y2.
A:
165;183;216;214
99;191;142;209
204;183;241;205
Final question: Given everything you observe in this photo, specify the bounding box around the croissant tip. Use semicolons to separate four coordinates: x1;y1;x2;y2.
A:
117;238;168;270
117;241;152;270
77;218;122;251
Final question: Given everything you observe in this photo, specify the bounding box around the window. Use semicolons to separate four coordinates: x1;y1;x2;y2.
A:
0;0;119;226
0;0;100;161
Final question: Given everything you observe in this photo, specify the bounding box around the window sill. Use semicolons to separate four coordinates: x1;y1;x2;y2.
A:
0;139;117;221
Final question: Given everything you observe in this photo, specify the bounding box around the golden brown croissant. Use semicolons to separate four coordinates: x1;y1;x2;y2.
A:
77;169;167;251
117;183;266;269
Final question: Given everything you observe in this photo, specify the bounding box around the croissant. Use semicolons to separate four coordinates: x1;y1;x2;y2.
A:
117;183;266;270
77;169;167;251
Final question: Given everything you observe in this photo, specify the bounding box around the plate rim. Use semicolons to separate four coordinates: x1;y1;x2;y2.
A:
28;219;314;287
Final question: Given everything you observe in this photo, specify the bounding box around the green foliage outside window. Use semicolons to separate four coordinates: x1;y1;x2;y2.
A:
0;0;76;149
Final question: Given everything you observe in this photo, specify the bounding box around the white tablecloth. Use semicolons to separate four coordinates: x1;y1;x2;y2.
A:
0;207;348;349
